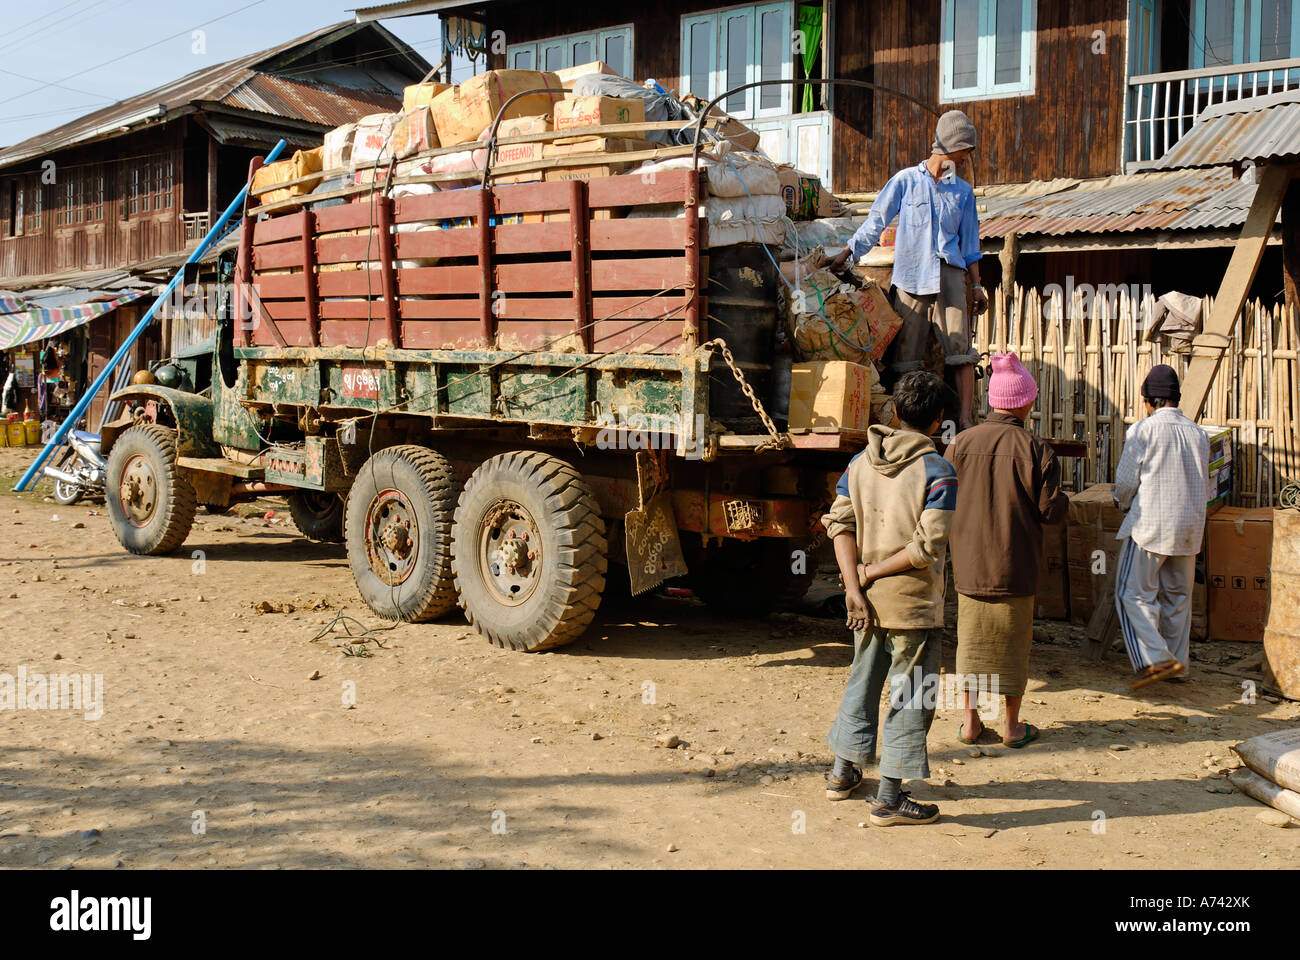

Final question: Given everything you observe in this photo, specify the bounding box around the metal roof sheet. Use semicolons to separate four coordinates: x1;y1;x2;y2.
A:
979;165;1261;238
0;22;425;170
1156;90;1300;169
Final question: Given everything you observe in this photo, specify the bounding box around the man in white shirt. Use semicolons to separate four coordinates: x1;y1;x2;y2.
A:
1112;365;1210;689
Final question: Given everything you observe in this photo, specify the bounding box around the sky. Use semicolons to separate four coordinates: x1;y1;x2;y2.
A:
0;0;476;147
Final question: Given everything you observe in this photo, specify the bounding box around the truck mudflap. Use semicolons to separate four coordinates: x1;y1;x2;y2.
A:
103;385;220;459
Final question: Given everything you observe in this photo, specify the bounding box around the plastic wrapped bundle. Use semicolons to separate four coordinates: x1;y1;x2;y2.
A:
784;267;874;366
568;74;690;144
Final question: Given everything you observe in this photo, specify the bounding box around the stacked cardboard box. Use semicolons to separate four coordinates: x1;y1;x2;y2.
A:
1263;509;1300;699
1067;483;1125;625
787;361;893;435
430;70;563;147
1206;507;1273;642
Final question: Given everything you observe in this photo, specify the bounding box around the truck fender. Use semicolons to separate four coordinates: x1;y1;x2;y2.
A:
102;385;220;459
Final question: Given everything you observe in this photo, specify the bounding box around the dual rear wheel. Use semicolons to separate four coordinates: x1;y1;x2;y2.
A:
344;446;608;652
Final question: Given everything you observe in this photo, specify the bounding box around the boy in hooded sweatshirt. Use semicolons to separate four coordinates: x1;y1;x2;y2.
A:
821;371;956;826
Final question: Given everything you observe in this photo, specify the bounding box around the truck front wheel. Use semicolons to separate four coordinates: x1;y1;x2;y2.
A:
452;451;607;652
105;423;197;555
344;446;460;621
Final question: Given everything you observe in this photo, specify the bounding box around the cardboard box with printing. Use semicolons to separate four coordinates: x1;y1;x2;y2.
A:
403;82;452;112
431;70;563;147
543;136;654;183
493;115;552;168
554;95;645;131
788;361;873;435
555;61;623;84
1067;483;1125;624
1206;507;1274;642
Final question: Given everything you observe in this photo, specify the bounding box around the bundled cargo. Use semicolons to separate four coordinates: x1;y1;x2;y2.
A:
1231;729;1300;822
568;74;690;144
431;69;563;147
783;266;902;366
679;94;761;151
544;136;655;184
554;61;623;85
777;164;846;220
493;114;552;170
391;105;439;159
352;112;399;169
554;95;646;131
251;147;324;204
322;122;355;172
403;81;452;111
788;360;896;435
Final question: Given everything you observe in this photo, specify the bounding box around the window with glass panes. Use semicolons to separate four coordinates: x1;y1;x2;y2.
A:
507;25;633;79
680;3;794;119
940;0;1037;101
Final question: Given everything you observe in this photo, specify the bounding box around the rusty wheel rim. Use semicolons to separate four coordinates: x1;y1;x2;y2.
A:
478;499;540;607
119;454;159;528
365;489;419;587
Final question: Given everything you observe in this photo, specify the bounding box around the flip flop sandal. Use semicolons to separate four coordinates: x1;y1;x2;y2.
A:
1003;722;1040;748
957;720;985;745
1132;661;1185;690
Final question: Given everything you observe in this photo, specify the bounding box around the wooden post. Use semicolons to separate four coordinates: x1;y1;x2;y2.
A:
1181;163;1292;421
567;180;591;351
999;232;1019;313
207;138;220;228
235;156;265;348
301;210;320;347
477;186;494;347
682;170;703;347
374;195;400;347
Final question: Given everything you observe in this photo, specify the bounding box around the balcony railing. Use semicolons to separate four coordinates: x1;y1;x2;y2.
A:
1125;56;1300;168
182;212;211;246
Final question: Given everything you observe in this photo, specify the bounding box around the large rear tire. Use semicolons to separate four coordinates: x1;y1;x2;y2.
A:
452;451;607;652
344;445;460;622
105;423;196;555
288;491;345;542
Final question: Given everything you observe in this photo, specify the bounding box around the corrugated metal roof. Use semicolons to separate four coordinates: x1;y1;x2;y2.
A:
979;165;1262;238
0;22;426;170
1156;90;1300;170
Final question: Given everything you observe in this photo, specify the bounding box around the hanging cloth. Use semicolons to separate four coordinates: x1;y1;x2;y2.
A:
798;5;824;113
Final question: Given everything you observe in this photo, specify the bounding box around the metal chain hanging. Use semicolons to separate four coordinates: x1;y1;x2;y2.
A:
702;338;789;453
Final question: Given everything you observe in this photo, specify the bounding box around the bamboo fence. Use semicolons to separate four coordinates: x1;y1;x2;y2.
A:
974;284;1300;506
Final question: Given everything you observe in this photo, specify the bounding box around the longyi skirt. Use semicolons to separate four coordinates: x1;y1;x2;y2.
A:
955;594;1035;698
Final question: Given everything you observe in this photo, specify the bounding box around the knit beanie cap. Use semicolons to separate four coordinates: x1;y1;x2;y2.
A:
1141;364;1180;400
988;352;1038;409
932;110;978;154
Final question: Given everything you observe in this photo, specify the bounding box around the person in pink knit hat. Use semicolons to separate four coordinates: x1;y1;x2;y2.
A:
944;352;1070;747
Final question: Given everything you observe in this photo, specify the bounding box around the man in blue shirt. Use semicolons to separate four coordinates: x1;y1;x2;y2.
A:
830;110;987;430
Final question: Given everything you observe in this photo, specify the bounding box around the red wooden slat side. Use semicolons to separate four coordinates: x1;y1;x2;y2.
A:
495;261;575;294
253;243;303;272
400;320;490;349
393;189;485;223
317;270;383;298
317;233;384;265
254;274;308;299
492;181;580;216
493;222;570;255
250;319;314;347
588;169;697;207
495;320;580;348
398;265;483;295
253;212;307;246
591;294;691;320
315;203;377;233
590;257;689;292
590;217;689;251
393;229;479;259
399;299;484;320
591;319;687;353
319;321;391;347
490;297;575;320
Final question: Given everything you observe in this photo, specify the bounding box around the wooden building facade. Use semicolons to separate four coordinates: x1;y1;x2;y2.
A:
0;21;431;287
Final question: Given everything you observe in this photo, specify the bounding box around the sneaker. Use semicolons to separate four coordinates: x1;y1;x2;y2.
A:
869;791;940;826
825;763;864;801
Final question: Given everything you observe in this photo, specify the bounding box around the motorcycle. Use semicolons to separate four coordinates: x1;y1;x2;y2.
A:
43;427;106;505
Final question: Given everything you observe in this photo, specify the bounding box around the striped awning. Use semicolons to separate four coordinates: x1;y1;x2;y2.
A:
0;288;151;351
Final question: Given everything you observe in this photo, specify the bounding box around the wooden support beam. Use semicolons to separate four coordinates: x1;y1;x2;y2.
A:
567;180;591;351
1181;163;1292;421
1283;177;1300;316
300;209;320;347
374;196;400;347
235;156;265;348
999;232;1019;308
476;187;494;347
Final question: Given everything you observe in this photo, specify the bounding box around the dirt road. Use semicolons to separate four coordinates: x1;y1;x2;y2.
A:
0;446;1296;869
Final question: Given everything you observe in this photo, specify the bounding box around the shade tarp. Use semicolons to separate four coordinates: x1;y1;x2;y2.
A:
0;289;150;351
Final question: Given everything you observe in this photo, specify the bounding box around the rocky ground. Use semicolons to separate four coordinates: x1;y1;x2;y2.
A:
0;445;1297;869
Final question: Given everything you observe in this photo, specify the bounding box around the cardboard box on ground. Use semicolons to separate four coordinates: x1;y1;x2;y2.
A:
1206;507;1273;642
